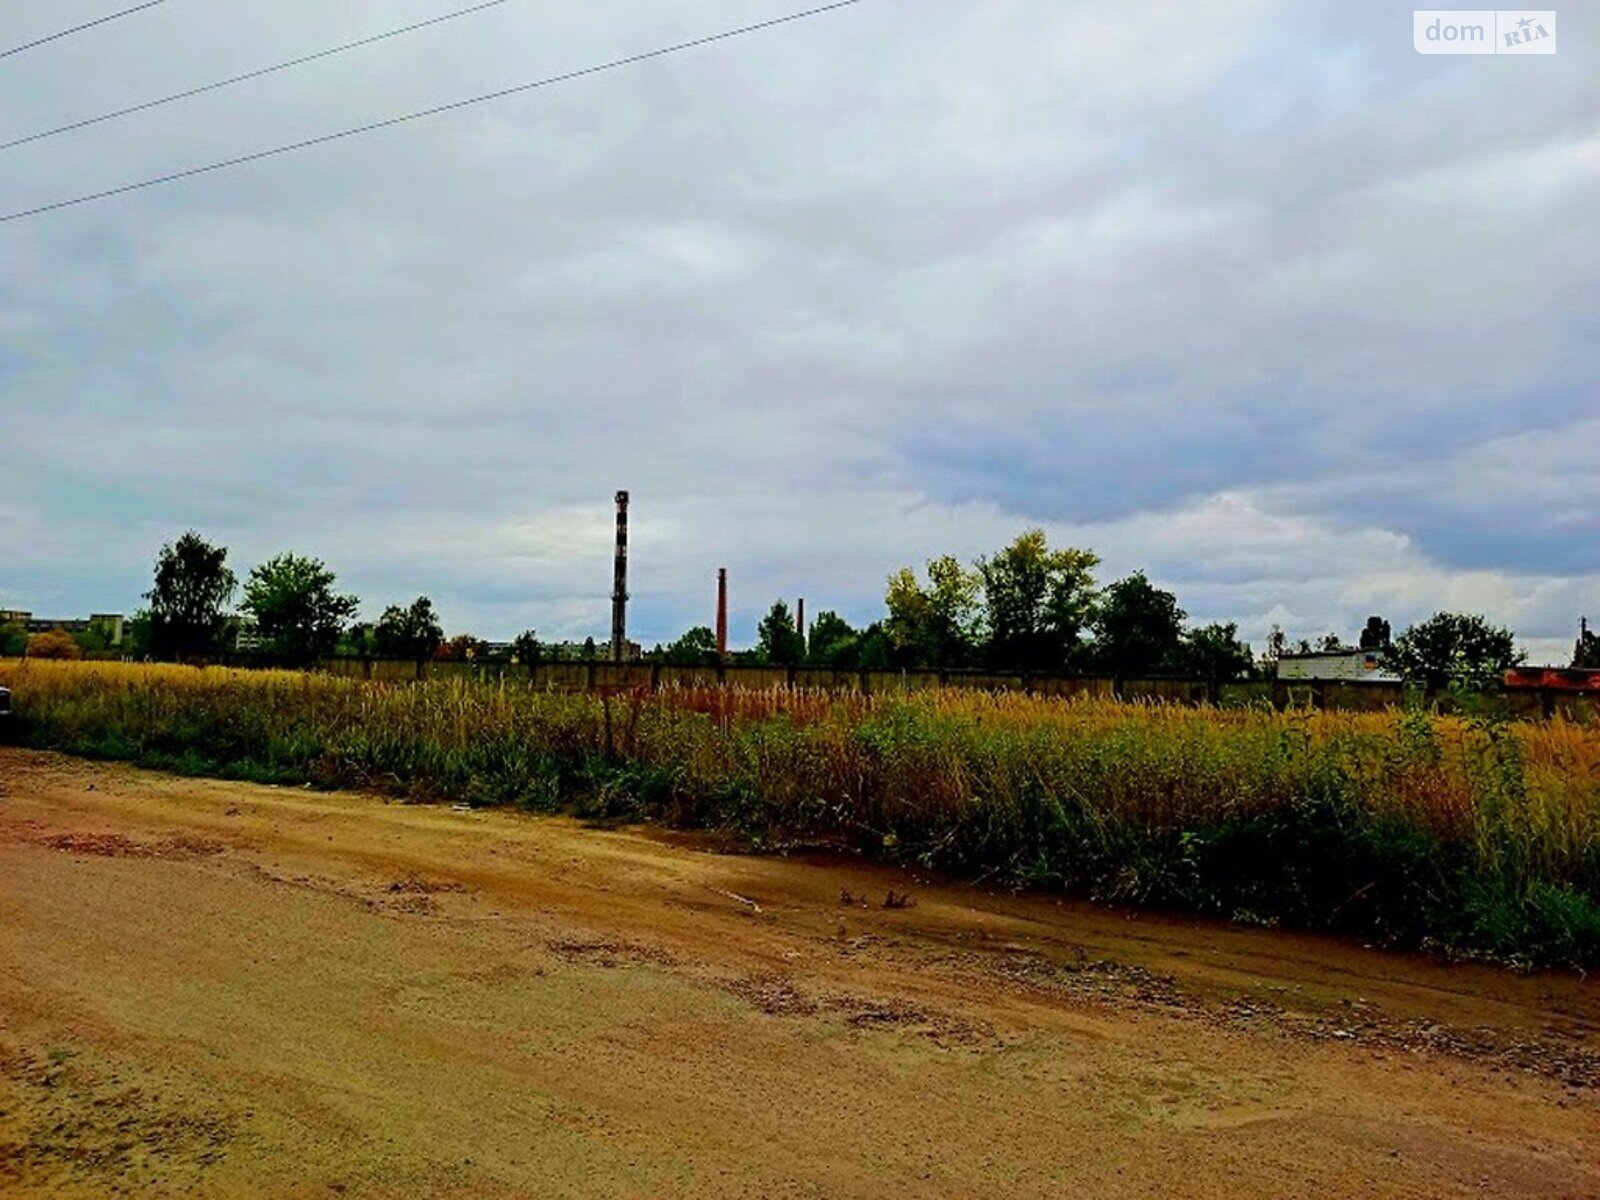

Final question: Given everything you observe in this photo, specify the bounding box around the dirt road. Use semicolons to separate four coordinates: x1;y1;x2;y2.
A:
1;747;1596;1198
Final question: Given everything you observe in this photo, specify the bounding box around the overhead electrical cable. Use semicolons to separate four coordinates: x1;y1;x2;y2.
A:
1;0;512;152
0;0;863;223
1;1;171;61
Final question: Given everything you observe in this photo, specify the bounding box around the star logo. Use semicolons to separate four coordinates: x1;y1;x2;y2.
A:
1517;16;1534;29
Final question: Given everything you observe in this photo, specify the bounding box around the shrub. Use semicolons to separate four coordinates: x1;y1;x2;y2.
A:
26;629;83;660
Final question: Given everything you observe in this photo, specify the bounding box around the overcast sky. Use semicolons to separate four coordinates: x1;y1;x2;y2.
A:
1;1;1594;659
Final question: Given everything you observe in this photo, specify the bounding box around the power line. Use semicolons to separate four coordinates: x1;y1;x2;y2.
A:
1;1;170;61
2;0;511;152
1;0;863;223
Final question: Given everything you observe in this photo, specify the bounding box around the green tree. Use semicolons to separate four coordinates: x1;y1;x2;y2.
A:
663;625;719;667
72;622;116;654
1265;625;1287;663
1385;612;1522;691
884;567;931;665
1178;621;1254;680
1573;620;1599;669
1090;572;1185;675
1358;616;1392;651
374;597;444;664
807;610;859;667
976;531;1098;671
339;622;377;659
123;609;154;659
0;620;26;657
855;621;893;669
241;553;359;667
756;600;806;666
146;531;235;660
885;555;981;668
925;555;982;666
511;630;543;669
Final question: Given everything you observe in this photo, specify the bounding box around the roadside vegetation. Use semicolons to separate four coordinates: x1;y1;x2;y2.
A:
3;659;1597;968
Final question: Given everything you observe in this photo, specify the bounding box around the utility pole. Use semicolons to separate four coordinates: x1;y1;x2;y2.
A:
716;568;728;658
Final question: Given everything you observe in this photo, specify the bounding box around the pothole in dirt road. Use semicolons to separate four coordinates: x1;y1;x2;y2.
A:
717;973;997;1050
972;945;1188;1009
546;937;678;970
828;993;997;1049
944;945;1600;1090
454;961;542;987
385;872;470;896
1198;993;1600;1089
722;975;819;1017
1261;1008;1600;1091
230;861;479;918
35;832;227;860
371;872;474;916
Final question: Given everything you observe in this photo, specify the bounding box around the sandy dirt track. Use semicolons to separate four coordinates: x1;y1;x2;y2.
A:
0;747;1597;1198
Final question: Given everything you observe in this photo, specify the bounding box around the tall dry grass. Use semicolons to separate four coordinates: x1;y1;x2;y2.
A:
3;658;1597;965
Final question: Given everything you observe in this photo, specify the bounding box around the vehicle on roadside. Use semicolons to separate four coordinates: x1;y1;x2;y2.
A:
0;686;10;718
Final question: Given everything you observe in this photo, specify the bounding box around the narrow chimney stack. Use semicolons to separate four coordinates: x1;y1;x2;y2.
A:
716;568;728;658
796;598;805;638
610;490;629;662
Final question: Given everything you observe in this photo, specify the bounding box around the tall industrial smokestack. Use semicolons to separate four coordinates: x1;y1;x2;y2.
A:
610;490;629;662
716;568;728;658
796;598;805;640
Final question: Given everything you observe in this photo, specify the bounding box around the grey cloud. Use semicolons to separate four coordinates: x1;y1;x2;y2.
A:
2;1;1594;656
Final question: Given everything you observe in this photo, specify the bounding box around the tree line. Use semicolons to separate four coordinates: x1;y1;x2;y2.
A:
45;532;454;668
702;531;1255;678
690;531;1250;678
0;532;545;668
6;527;1560;690
661;529;1534;690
